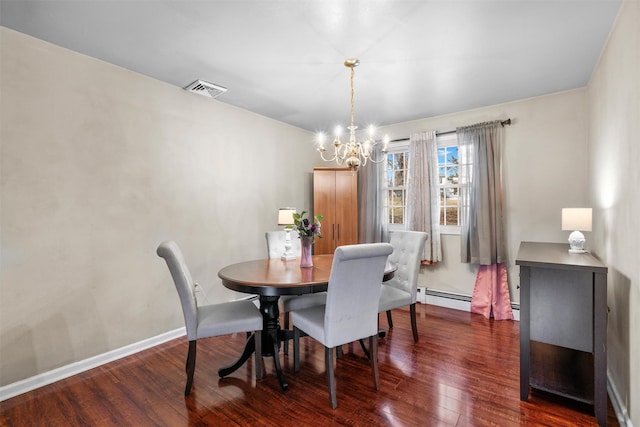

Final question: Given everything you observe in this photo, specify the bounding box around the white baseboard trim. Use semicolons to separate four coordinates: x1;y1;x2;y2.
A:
608;371;634;427
420;288;520;321
0;327;186;402
424;293;472;312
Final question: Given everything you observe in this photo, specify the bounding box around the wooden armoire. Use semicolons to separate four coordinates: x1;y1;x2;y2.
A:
313;168;358;254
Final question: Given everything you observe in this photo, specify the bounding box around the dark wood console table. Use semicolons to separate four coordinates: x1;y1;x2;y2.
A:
516;241;608;426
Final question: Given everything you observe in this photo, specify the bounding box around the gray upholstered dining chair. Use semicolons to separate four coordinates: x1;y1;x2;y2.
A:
157;240;263;396
379;230;428;342
291;243;393;409
265;231;327;355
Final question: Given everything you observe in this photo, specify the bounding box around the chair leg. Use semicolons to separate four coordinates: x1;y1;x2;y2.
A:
325;346;337;409
369;335;380;391
410;303;419;342
254;330;263;380
358;339;370;360
185;340;197;396
386;310;393;328
283;312;290;355
293;326;300;373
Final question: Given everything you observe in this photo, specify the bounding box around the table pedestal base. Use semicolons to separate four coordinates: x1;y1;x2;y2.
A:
218;296;289;391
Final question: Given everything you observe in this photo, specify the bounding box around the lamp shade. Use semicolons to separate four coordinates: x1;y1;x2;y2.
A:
278;208;296;226
562;208;592;231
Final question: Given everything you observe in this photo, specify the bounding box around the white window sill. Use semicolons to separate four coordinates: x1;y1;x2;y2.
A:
440;225;461;235
386;225;460;235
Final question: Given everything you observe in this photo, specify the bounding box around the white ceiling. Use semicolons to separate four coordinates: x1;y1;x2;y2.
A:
0;0;622;133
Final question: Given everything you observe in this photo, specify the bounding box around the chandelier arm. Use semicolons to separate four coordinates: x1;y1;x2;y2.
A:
318;151;338;162
336;141;348;160
367;155;387;164
319;142;351;164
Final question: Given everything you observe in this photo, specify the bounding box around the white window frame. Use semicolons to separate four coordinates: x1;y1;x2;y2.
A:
437;133;461;235
379;134;462;235
381;143;410;231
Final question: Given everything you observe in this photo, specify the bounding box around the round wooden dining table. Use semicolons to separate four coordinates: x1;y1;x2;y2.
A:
217;254;396;391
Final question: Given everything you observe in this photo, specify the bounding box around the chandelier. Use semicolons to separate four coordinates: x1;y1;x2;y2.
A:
317;58;389;170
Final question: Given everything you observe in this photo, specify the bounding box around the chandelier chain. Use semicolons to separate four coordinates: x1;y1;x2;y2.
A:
350;66;356;129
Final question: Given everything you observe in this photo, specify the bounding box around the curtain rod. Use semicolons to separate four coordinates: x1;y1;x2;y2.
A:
389;118;512;143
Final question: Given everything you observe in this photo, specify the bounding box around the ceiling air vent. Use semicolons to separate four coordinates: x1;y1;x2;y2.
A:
183;80;227;99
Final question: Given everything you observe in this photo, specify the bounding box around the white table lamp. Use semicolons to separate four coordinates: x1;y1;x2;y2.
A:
561;208;592;253
278;207;296;260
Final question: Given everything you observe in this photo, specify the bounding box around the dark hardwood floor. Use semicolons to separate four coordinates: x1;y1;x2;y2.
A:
0;304;619;426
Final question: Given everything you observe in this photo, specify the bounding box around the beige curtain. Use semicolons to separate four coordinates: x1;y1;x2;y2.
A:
408;131;441;262
458;120;506;264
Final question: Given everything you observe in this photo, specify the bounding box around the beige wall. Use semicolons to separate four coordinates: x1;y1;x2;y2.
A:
378;89;590;304
0;27;320;386
588;1;639;424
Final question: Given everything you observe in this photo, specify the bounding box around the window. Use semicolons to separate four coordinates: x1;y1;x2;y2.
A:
382;149;409;227
437;134;460;231
380;134;460;233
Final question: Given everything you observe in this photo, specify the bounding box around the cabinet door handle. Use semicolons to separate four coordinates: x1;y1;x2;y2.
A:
337;224;340;240
332;224;335;241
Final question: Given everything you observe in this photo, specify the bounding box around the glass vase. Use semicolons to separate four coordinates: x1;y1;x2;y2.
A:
300;236;313;268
